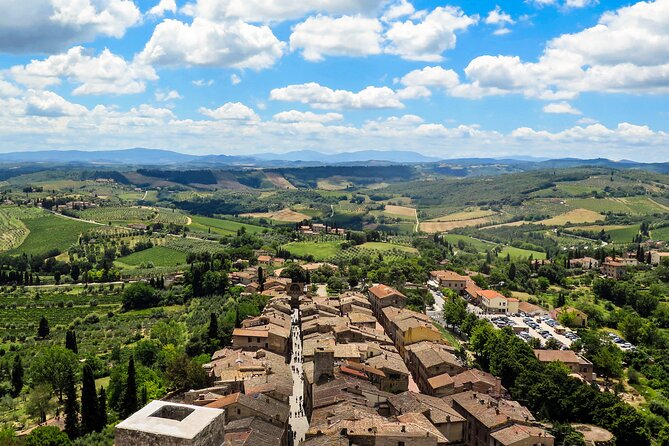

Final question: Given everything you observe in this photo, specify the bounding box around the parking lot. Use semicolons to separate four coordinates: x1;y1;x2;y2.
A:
484;314;579;349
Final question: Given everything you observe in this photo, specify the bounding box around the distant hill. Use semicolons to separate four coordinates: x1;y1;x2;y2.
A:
253;150;441;163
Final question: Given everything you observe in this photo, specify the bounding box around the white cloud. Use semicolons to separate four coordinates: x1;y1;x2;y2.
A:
0;78;21;97
138;18;284;70
485;6;514;25
485;5;514;35
382;0;415;21
399;66;460;90
193;79;215;87
148;0;177;17
155;90;182;102
458;1;669;98
23;90;88;117
270;82;410;109
199;102;259;120
0;0;141;53
564;0;598;7
385;6;478;61
290;15;383;61
230;74;241;85
10;46;158;95
273;110;344;123
543;102;581;115
182;0;385;23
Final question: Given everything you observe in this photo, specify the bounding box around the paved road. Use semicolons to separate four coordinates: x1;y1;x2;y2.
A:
289;308;308;445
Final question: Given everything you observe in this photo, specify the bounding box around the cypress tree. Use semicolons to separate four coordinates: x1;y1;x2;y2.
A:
11;355;23;397
80;364;98;434
37;316;50;339
63;367;79;439
120;357;138;418
96;387;108;431
65;330;78;354
207;313;219;343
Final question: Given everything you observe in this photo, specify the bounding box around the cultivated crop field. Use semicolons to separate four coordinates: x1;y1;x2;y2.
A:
566;197;668;215
0;207;29;251
499;246;547;260
282;241;343;261
571;225;641;243
419;215;498;233
382;205;417;219
242;208;311;222
6;210;97;256
115;246;188;268
441;234;496;251
427;208;498;222
358;242;418;254
189;215;266;235
538;209;604;226
78;206;190;225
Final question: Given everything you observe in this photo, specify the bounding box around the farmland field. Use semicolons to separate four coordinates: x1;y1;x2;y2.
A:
358;242;418;254
571;224;640;243
6;210;97;255
0;207;29;251
500;246;547;260
189;215;266;235
441;234;496;251
78;206;190;225
115;246;188;267
383;205;417;219
538;209;604;226
566;197;668;215
282;241;343;260
427;209;498;222
242;208;311;222
419;216;498;233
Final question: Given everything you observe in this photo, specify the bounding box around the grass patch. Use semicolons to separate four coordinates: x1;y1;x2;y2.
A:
189;215;266;236
358;242;418;254
500;246;547;260
433;321;460;348
282;241;343;261
116;246;188;267
441;234;496;251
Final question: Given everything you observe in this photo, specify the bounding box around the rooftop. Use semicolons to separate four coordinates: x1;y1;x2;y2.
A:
116;400;223;439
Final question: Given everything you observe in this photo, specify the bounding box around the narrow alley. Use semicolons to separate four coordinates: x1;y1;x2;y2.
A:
288;307;308;445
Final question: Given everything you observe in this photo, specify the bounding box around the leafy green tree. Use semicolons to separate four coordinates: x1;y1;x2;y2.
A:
121;282;159;310
164;352;208;391
38;316;50;339
150;320;186;347
442;293;467;328
26;384;54;423
80;365;99;435
11;354;23;397
29;346;78;402
25;426;72;446
119;357;138;419
279;263;308;283
63;368;79;439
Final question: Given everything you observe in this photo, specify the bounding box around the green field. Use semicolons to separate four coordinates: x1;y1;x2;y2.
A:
7;212;97;256
189;215;266;235
115;246;188;267
571;224;640;243
358;242;418;254
567;197;668;215
500;246;547;260
651;226;669;242
441;234;496;251
282;241;343;261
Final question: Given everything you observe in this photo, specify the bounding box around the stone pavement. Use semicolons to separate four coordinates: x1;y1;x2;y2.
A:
288;308;309;445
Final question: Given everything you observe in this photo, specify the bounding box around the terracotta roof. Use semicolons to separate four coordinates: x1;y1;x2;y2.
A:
479;289;505;300
533;349;591;366
431;270;469;281
368;284;406;300
491;424;553;445
449;391;533;429
232;328;269;338
427;373;454;389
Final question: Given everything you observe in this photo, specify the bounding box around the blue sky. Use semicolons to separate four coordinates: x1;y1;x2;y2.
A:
0;0;667;160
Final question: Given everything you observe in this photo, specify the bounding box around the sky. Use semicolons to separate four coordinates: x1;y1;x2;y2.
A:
0;0;668;161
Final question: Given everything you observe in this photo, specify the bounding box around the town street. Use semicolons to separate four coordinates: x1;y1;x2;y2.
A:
289;308;308;445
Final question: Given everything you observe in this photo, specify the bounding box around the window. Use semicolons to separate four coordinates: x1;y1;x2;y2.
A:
247;337;252;342
398;442;405;446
